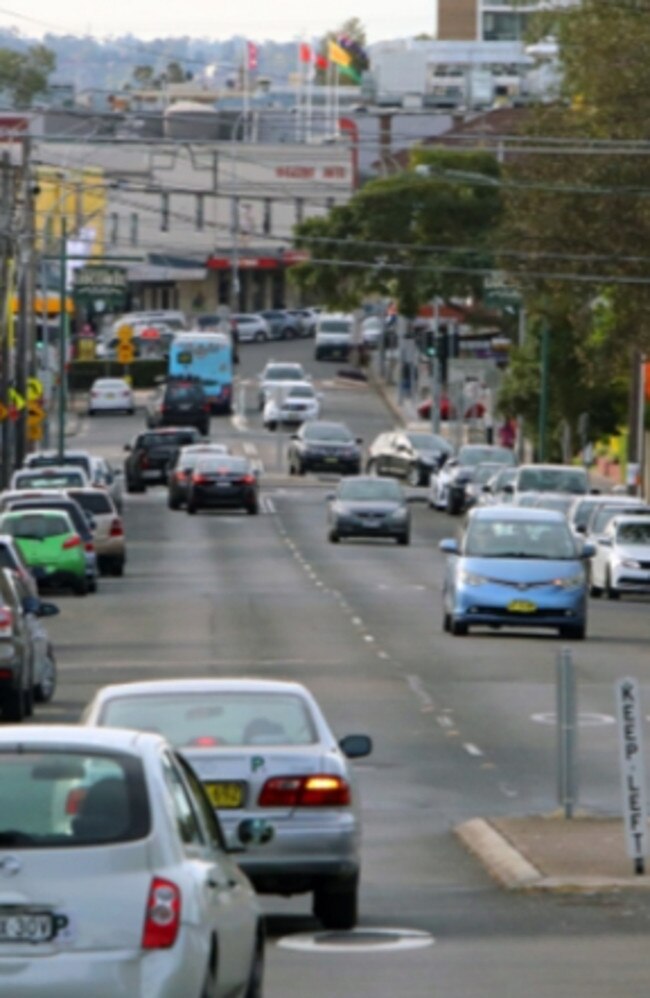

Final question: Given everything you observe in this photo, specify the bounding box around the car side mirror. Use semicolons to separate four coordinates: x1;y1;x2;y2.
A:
575;524;586;534
582;542;596;558
439;538;460;554
325;492;336;501
482;485;492;493
503;484;514;495
290;434;300;441
339;734;372;759
236;818;274;847
356;438;363;445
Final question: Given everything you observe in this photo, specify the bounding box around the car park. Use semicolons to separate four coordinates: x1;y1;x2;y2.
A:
314;313;353;360
263;382;321;430
10;466;89;491
589;515;650;599
186;455;259;515
257;361;310;410
167;443;231;510
429;444;517;514
81;677;372;930
366;429;453;486
87;377;135;415
67;488;126;577
288;420;363;476
327;476;411;545
439;506;594;639
124;428;203;492
0;509;89;596
146;379;211;435
0;724;268;998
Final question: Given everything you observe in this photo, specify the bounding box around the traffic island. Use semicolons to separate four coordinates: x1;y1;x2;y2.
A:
455;814;650;892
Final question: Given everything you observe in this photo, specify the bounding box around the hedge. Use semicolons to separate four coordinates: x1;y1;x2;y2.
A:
67;360;167;391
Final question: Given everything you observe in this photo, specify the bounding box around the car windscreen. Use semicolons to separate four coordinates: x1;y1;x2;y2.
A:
265;367;304;381
304;423;353;442
517;468;588;494
405;433;449;452
464;518;578;559
338;480;402;501
14;471;86;489
0;512;71;539
0;749;150;847
26;455;92;476
8;501;91;539
319;320;351;333
616;521;650;544
458;446;515;467
589;505;648;535
99;692;318;747
140;432;197;448
67;491;114;515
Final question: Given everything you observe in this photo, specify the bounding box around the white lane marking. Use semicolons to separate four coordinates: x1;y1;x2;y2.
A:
436;715;453;728
463;743;484;757
531;712;616;727
231;414;248;431
377;651;390;660
406;674;435;710
363;635;375;643
351;616;363;626
499;782;519;799
277;928;435;954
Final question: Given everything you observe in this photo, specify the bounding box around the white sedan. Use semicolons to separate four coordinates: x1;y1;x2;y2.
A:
590;514;650;599
0;725;268;998
263;382;321;430
88;378;135;415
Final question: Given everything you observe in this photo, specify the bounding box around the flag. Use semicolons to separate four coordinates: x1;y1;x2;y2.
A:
246;41;258;72
328;40;351;68
299;42;312;64
338;64;361;83
315;53;328;71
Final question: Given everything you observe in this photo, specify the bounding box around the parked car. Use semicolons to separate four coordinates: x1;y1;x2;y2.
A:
504;463;591;499
589;515;650;599
0;567;36;721
92;455;125;514
314;313;353;361
146;379;210;436
366;428;453;486
81;677;372;930
67;488;126;577
0;724;269;997
263;382;321;430
0;509;89;596
0;532;38;594
327;476;411;545
124;428;203;493
186;455;259;515
167;444;231;510
429;444;517;514
1;567;59;711
10;466;89;491
439;506;594;639
260;308;300;339
87;377;135;415
229;313;270;342
288;421;363;476
257;361;310;410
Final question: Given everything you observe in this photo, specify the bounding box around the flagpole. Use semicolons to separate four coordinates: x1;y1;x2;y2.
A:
334;65;340;138
243;41;249;141
306;50;313;143
295;40;302;142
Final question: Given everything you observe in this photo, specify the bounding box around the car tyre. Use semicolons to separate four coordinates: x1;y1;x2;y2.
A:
73;578;88;596
605;569;620;600
187;502;198;515
451;618;468;636
247;502;259;515
397;531;410;546
559;623;586;640
329;530;340;543
88;576;98;594
313;879;358;931
446;493;462;516
126;478;145;494
168;493;181;510
443;609;451;633
267;421;277;431
589;583;602;598
24;684;33;718
34;649;57;703
244;937;265;998
111;561;124;577
2;688;26;722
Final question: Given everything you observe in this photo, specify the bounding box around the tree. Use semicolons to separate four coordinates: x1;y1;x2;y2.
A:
290;149;502;317
0;44;55;107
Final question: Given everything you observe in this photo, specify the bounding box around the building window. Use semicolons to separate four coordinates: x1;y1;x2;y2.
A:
130;213;138;246
161;192;170;232
326;197;335;212
110;212;119;245
295;198;304;225
195;194;204;231
263;198;272;235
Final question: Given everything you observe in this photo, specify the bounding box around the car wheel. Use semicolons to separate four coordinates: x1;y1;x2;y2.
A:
451;618;468;636
442;609;451;633
267;421;277;431
589;583;602;598
187;502;197;515
73;578;88;597
397;531;410;546
328;530;340;543
244;937;265;998
407;465;421;487
559;623;586;640
24;684;33;718
111;560;124;577
605;569;620;600
127;408;135;415
88;577;97;594
446;493;462;516
199;951;218;998
296;461;305;476
87;408;94;417
126;478;145;494
313;878;358;931
34;649;57;703
168;494;181;510
2;688;26;722
247;502;259;515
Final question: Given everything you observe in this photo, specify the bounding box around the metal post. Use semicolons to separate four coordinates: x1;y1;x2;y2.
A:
557;647;577;819
230;195;239;314
57;217;67;462
538;320;550;462
0;153;14;490
431;299;441;435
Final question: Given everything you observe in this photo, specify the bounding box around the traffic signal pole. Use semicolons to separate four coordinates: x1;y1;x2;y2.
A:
57;217;67;462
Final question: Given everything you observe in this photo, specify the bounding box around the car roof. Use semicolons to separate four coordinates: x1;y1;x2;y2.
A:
0;724;168;753
339;475;398;486
1;507;72;519
469;505;567;523
517;463;587;473
610;513;650;525
27;449;92;459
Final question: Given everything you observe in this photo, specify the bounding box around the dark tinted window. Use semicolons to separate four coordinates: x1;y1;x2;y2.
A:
165;385;203;403
140;431;198;449
304;423;353;442
27;454;92;476
0;512;71;539
68;491;114;515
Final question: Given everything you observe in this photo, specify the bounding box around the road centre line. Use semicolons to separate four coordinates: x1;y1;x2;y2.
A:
463;743;484;757
406;674;435;710
437;715;454;728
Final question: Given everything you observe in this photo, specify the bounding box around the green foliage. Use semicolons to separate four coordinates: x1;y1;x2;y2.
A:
68;359;166;391
0;44;55;107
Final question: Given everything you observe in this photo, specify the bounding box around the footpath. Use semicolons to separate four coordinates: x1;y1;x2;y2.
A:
367;363;650;894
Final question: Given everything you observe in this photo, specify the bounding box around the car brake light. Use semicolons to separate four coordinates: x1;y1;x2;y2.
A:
0;669;13;679
142;877;181;949
62;535;82;550
0;607;13;639
84;541;95;553
140;455;149;469
192;473;208;484
258;774;351;807
203;403;211;412
240;475;256;485
122;390;130;397
109;518;124;537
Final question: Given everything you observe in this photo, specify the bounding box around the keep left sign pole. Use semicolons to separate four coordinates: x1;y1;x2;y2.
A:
615;678;648;875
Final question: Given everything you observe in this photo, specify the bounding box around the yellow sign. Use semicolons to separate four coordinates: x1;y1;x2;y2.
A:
27;377;43;402
77;338;96;361
8;388;25;411
0;402;8;421
27;401;46;423
27;418;44;443
117;342;135;364
117;324;134;343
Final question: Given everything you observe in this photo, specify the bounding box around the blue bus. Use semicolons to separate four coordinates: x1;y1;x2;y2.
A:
168;332;233;414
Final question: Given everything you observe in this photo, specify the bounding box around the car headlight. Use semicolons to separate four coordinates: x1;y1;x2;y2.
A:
389;507;408;521
618;558;641;569
552;573;585;590
458;569;489;586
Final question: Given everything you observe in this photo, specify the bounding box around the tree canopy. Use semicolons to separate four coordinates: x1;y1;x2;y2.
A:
0;44;55;107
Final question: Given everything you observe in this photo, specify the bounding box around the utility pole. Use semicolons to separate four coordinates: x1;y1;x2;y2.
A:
15;133;34;466
57;216;67;462
538;320;550;462
430;299;441;435
0;153;15;490
230;195;239;314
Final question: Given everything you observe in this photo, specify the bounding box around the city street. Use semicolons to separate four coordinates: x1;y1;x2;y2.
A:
40;339;650;998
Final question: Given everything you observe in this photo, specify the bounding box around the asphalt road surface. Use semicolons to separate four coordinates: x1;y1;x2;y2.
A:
38;339;650;997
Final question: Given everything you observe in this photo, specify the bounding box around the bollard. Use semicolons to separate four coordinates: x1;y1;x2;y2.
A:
556;647;577;819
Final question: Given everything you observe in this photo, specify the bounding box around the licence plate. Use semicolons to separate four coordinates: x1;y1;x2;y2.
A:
0;912;54;944
508;600;537;614
215;482;232;490
105;393;115;399
203;781;246;808
324;457;338;463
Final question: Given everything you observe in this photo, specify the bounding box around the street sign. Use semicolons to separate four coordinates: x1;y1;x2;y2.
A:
0;402;7;421
116;342;135;365
27;418;44;443
615;677;648;874
116;324;134;343
73;265;128;310
26;377;43;402
27;401;45;423
8;388;25;411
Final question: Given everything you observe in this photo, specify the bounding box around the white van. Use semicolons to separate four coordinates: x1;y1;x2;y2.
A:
314;313;354;361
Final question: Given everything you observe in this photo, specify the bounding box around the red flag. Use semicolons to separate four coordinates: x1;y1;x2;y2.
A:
299;42;312;64
315;53;328;71
246;41;258;71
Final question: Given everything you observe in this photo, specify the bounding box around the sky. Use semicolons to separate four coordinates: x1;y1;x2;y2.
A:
0;0;435;45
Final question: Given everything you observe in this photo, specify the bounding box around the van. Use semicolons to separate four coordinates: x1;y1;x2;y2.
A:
314;313;354;361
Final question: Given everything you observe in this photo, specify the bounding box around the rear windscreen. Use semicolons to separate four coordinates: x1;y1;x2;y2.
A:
0;749;150;847
68;492;113;514
0;513;70;538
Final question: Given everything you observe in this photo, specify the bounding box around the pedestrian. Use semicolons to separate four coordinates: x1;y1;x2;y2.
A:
498;417;516;449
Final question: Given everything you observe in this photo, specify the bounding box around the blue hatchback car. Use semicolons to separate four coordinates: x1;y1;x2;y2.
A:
440;506;595;639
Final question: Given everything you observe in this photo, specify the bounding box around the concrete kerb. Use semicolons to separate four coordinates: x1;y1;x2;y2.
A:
366;367;407;427
455;819;543;890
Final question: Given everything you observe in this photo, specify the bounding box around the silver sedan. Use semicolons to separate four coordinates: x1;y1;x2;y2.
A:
82;677;372;930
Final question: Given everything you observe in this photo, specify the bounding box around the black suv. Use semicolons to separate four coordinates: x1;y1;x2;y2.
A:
124;427;203;493
146;379;210;435
366;429;453;486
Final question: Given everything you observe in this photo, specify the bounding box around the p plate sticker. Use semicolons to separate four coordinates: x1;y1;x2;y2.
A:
277;927;434;954
53;911;76;945
251;756;266;773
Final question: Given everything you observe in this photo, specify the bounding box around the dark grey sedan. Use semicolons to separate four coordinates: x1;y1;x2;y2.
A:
327;476;411;545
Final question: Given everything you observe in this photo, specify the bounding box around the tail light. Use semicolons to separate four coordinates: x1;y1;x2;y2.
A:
140;455;149;469
142;877;181;950
192;473;208;485
203;403;211;413
84;541;95;553
109;518;124;537
239;475;256;485
258;774;351;807
62;535;82;550
175;471;187;482
122;390;131;397
0;607;13;639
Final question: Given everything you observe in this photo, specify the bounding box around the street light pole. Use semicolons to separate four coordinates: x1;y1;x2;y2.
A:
538;319;550;462
57;217;67;462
